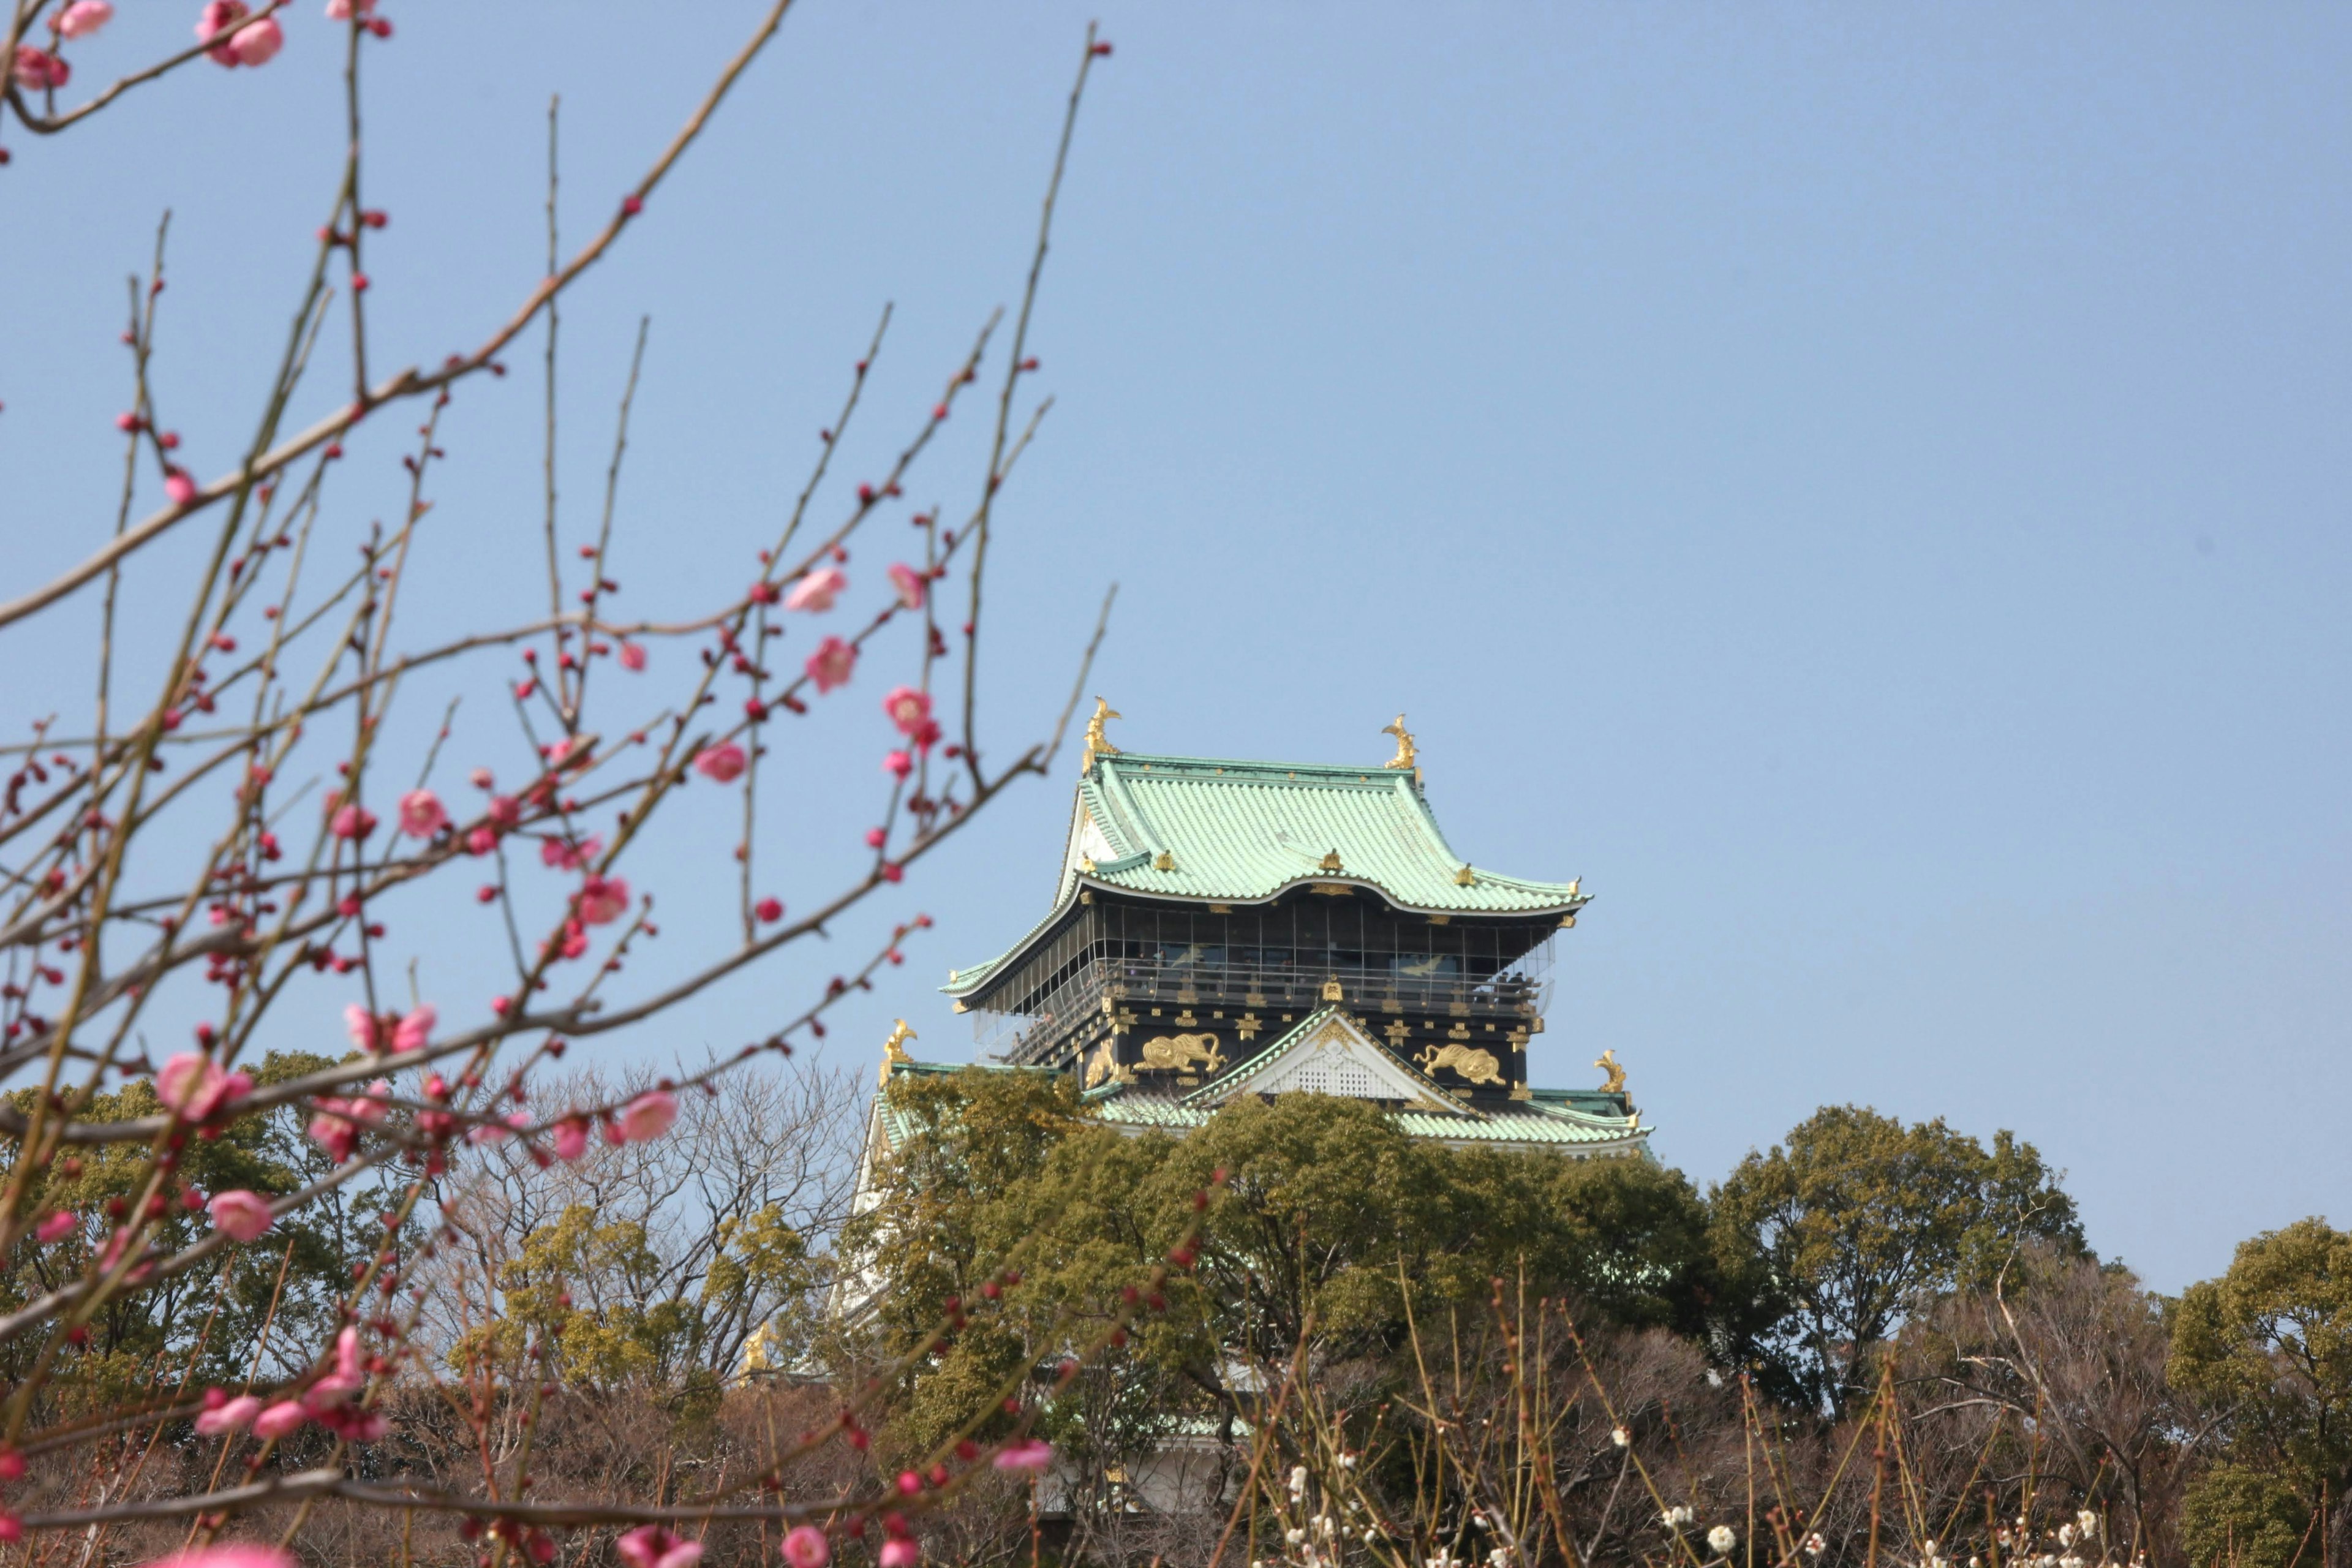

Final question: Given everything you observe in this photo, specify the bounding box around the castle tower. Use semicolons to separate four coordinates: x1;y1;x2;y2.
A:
909;715;1649;1157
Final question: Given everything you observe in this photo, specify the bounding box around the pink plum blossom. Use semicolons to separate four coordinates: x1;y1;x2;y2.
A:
540;834;601;871
36;1211;75;1244
208;1189;273;1242
881;686;932;737
619;641;647;671
393;1004;434;1054
56;2;113;37
782;567;846;612
157;1054;251;1121
325;0;376;17
252;1400;308;1440
883;750;913;780
195;0;247;62
781;1528;831;1568
616;1526;703;1568
578;875;630;925
11;46;68;89
164;470;198;505
397;788;448;839
805;636;856;693
694;743;746;783
553;1118;590;1162
145;1544;295;1568
329;802;377;840
878;1541;918;1568
228;15;280;64
888;562;926;611
192;1393;263;1436
619;1089;677;1144
994;1438;1053;1472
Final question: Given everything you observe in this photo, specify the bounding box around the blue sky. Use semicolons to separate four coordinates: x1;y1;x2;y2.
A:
3;3;2346;1292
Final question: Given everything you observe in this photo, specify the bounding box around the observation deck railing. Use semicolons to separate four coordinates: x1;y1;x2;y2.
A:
975;956;1550;1063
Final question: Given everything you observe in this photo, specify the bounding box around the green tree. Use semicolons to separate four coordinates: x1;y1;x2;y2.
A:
0;1050;402;1407
1709;1104;2086;1416
843;1071;1726;1473
2172;1217;2352;1568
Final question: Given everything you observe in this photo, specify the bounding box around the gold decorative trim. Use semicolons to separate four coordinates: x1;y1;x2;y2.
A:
1380;714;1419;774
1453;865;1476;886
1320;975;1344;1003
1153;850;1176;871
1080;697;1122;773
879;1020;917;1085
1317;850;1344;873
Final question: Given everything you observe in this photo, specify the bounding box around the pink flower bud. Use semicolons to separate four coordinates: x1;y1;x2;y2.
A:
56;1;113;38
693;743;747;784
252;1399;309;1439
782;1528;831;1568
164;470;198;506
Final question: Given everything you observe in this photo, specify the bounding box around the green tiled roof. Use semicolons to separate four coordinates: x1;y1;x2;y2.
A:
946;750;1588;998
873;1057;1648;1153
1082;753;1581;912
1085;1084;1645;1148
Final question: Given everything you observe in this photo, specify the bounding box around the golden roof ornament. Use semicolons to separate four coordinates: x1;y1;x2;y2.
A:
880;1019;917;1085
1380;714;1419;776
739;1320;783;1376
1080;697;1122;774
1593;1048;1626;1095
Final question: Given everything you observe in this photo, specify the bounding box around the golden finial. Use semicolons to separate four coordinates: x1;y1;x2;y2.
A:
1380;714;1418;774
1080;697;1122;774
880;1019;917;1085
1593;1048;1626;1095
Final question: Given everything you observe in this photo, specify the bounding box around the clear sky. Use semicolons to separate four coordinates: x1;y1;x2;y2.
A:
4;3;2346;1293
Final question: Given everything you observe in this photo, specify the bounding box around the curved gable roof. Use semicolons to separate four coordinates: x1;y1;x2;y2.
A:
946;748;1589;1001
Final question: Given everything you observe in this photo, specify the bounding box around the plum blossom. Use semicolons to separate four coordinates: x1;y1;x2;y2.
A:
619;641;647;671
252;1400;307;1440
325;0;376;16
306;1081;390;1161
616;1526;703;1568
1708;1526;1736;1556
694;743;746;783
883;750;913;780
782;1527;831;1568
805;636;856;693
877;1541;917;1568
993;1438;1052;1472
36;1211;75;1244
208;1189;273;1242
619;1089;677;1143
888;562;926;611
782;567;846;612
157;1054;252;1121
329;802;377;840
10;47;68;88
164;469;198;505
552;1118;590;1162
394;1004;434;1053
228;17;281;64
577;875;630;925
56;1;114;37
397;788;448;839
881;685;932;737
195;1;246;61
145;1544;296;1568
540;834;602;871
192;1393;263;1436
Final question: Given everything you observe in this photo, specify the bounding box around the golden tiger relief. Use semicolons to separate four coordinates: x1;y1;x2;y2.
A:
1139;1032;1225;1074
1417;1042;1504;1085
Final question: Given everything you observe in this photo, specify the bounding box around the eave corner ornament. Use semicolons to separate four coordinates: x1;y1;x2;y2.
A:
1080;697;1122;774
880;1019;917;1085
1381;714;1419;776
1594;1047;1626;1095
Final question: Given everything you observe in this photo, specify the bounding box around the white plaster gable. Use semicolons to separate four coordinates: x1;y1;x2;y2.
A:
1194;1010;1464;1115
1056;802;1120;900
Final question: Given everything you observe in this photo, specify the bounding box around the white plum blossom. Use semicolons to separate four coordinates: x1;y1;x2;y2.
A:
1708;1526;1738;1556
